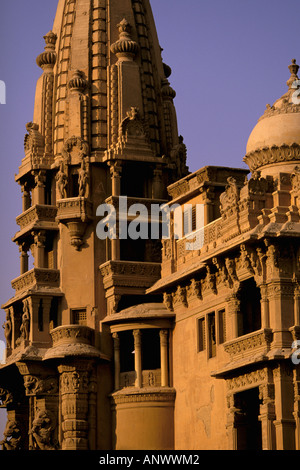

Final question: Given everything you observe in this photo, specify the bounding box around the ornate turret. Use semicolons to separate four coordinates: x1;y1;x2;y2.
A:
0;0;184;452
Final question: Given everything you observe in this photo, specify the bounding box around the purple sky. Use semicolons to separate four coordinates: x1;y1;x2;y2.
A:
0;0;300;437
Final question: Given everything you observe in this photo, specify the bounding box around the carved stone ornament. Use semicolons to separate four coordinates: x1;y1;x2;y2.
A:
24;375;58;396
110;18;139;61
24;122;45;164
0;388;13;408
30;410;58;450
0;419;22;451
220;177;240;214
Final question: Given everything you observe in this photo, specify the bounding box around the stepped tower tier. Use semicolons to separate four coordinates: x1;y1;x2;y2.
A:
0;0;186;451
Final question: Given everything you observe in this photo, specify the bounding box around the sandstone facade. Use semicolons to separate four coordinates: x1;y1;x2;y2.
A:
1;0;300;451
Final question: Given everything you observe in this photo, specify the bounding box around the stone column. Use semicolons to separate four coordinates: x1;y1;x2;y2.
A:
110;161;122;197
58;361;93;450
109;162;122;260
32;170;46;205
17;362;59;450
21;182;31;212
226;294;241;339
294;286;300;326
258;383;276;450
293;368;300;450
133;330;142;388
113;332;120;391
32;231;46;269
273;362;296;450
225;394;239;450
160;329;169;387
260;284;270;329
19;244;29;275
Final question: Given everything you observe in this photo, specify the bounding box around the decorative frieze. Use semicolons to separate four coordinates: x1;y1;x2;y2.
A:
16;205;58;231
11;268;60;293
100;260;161;290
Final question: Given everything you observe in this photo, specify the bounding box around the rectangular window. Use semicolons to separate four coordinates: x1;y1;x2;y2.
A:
198;317;206;352
218;309;226;344
72;309;87;326
208;313;216;358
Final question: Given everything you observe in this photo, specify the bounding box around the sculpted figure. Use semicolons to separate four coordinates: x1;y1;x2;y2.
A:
20;299;30;341
3;309;12;349
0;419;22;451
56;161;68;199
30;410;58;450
78;159;89;198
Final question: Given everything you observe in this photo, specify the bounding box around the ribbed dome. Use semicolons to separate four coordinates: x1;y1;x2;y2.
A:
244;60;300;176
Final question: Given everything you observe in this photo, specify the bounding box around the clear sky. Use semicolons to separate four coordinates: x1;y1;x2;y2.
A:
0;0;300;439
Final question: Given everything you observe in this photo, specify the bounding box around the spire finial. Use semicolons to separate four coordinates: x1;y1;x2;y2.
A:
111;18;139;61
287;58;299;88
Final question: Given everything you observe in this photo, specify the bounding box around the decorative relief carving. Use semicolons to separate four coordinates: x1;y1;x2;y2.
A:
16;205;58;230
0;419;22;451
244;143;300;173
11;268;60;293
227;368;267;392
24;122;45;165
224;329;273;358
30;410;58;450
24;375;58;396
0;388;13;408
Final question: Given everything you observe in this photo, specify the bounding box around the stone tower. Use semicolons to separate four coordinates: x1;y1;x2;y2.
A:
0;0;187;450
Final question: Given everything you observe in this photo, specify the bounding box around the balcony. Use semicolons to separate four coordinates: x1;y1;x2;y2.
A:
120;369;162;389
14;204;58;238
224;328;273;363
100;260;161;291
11;268;60;294
56;197;93;250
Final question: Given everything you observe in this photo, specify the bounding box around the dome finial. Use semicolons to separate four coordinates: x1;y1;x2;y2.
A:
287;58;299;88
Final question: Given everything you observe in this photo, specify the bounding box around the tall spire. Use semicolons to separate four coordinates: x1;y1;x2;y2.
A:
22;0;187;179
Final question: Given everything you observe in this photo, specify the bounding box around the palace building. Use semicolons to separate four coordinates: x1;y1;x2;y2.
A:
1;0;300;451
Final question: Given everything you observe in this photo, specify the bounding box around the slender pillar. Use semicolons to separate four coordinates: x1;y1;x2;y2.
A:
32;171;46;205
226;294;241;339
258;384;276;450
113;332;120;391
19;243;29;275
110;161;122;197
133;329;142;388
32;231;46;268
260;284;270;329
160;329;169;387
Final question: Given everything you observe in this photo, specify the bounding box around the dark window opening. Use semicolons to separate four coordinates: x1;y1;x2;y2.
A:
142;329;161;370
121;163;151;198
119;331;135;373
234;388;262;450
38;299;43;332
218;309;226;344
49;297;59;330
208;313;216;358
239;278;261;336
198;317;206;352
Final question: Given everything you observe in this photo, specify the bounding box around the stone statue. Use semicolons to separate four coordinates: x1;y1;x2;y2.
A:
20;299;30;342
56;161;68;199
78;159;89;198
30;410;58;450
170;135;189;178
0;419;22;451
3;309;12;349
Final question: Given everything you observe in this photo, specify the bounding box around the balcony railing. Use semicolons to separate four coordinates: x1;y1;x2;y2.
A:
11;268;60;293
